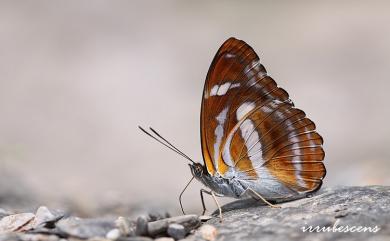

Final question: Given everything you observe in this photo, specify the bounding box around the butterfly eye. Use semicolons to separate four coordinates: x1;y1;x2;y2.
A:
195;165;203;175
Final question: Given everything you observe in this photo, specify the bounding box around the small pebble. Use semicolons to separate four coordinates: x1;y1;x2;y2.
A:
167;223;187;240
115;216;133;236
106;228;121;240
154;238;175;241
136;215;148;236
148;215;200;237
199;224;217;241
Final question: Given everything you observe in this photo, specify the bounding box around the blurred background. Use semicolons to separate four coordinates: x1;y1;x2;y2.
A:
0;0;389;216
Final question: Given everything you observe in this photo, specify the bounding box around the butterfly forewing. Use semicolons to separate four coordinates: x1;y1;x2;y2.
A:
201;38;261;175
201;38;325;197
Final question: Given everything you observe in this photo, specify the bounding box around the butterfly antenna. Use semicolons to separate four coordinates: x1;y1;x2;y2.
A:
138;126;196;164
148;127;196;163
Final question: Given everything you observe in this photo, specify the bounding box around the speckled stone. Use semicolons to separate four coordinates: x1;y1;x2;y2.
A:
56;217;115;239
0;213;35;233
135;215;148;236
167;223;186;239
185;186;390;241
148;215;200;237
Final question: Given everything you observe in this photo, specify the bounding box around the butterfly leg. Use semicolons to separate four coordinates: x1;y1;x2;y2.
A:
245;188;281;208
179;176;196;215
199;189;223;221
199;189;208;215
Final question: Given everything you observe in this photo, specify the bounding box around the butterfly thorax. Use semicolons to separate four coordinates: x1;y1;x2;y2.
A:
189;163;247;198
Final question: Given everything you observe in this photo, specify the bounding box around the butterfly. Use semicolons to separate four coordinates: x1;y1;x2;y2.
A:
140;37;326;219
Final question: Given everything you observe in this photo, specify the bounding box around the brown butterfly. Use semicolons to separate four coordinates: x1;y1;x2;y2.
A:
140;37;326;219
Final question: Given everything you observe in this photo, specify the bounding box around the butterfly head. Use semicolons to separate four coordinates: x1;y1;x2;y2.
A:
189;162;205;178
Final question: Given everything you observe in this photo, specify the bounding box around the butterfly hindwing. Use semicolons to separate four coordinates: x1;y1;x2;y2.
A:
201;38;325;198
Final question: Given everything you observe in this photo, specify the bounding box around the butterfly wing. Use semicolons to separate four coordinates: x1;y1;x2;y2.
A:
200;38;325;198
201;38;266;175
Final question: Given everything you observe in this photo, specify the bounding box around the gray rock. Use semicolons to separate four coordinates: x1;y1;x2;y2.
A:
115;216;135;236
56;217;115;239
106;228;121;240
135;216;148;236
186;186;390;241
197;224;217;241
32;206;64;229
148;215;200;237
167;223;187;240
0;213;35;233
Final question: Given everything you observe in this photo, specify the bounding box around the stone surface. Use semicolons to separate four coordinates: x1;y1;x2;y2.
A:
167;223;186;240
148;215;200;237
185;186;390;241
106;228;121;240
56;217;115;239
154;238;175;241
0;213;35;233
32;206;64;229
115;217;135;236
135;216;148;236
197;225;217;241
1;186;389;241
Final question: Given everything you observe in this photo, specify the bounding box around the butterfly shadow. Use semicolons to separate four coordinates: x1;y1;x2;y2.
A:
211;193;320;216
211;198;272;216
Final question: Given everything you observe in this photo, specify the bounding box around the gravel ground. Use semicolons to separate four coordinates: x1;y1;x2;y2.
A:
1;186;389;241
